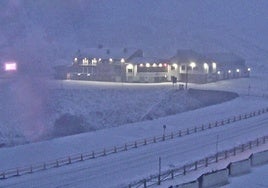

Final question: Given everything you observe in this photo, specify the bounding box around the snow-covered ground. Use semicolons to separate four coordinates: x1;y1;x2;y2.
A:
0;69;267;187
1;1;268;187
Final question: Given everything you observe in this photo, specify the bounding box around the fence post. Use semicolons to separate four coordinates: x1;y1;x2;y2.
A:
257;139;259;146
263;137;266;144
92;151;95;158
183;165;186;175
209;123;211;129
68;156;71;164
144;179;147;188
30;166;33;173
43;163;46;170
195;161;198;170
2;172;5;179
171;132;174;139
171;170;174;179
249;141;252;149
194;127;197;133
187;128;189;135
179;130;182;137
103;149;106;156
80;154;84;161
205;158;208;167
162;135;165;141
241;144;244;152
134;141;137;148
16;168;19;176
144;139;147;145
216;153;218;162
114;146;117;153
125;144;127;151
225;150;228;159
56;160;59;167
234;148;236;156
153;137;156;143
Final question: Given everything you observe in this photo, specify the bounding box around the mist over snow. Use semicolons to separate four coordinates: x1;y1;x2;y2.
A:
1;1;268;146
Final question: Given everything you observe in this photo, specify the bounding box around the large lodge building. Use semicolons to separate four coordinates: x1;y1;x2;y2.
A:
59;47;250;84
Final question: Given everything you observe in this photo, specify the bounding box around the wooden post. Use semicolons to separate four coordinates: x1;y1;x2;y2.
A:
16;168;19;176
2;172;5;179
68;157;71;164
183;165;186;175
144;179;147;188
81;154;84;161
56;160;59;167
114;146;117;153
225;151;228;159
103;149;106;156
43;163;46;170
30;166;33;173
92;151;95;158
205;158;208;167
158;157;161;185
134;141;137;148
153;137;156;143
144;139;147;145
171;132;174;139
125;144;127;151
179;130;181;137
195;161;198;170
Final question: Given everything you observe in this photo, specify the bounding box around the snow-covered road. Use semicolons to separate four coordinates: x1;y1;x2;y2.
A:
1;111;268;188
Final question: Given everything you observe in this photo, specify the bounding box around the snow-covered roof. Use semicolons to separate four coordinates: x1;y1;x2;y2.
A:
204;53;246;69
129;57;170;65
171;49;206;64
78;47;142;60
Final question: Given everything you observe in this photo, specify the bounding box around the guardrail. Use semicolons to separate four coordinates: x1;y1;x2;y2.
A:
126;135;268;188
0;107;267;180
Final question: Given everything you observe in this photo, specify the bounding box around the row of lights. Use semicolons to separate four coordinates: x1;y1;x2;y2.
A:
217;68;251;75
74;57;125;64
139;63;168;68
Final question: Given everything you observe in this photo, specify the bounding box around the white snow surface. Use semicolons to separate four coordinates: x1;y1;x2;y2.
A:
1;1;268;188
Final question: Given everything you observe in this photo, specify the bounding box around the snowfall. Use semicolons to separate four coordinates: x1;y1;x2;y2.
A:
1;1;268;188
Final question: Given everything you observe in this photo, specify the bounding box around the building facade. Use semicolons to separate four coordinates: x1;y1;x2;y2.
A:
63;48;250;84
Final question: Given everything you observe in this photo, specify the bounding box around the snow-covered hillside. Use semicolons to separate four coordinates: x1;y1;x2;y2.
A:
1;0;268;146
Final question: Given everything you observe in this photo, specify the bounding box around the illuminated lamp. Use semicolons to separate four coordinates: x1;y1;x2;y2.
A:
139;63;144;67
152;63;157;67
248;68;251;71
5;62;17;71
172;63;178;69
159;63;163;67
217;71;221;75
228;70;231;74
236;69;240;73
145;63;150;67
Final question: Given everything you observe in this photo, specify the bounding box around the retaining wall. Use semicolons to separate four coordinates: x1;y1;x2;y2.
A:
250;150;268;166
228;158;251;176
175;180;198;188
198;168;229;188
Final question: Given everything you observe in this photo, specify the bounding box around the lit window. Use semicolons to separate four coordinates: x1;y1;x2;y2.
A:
217;71;221;74
146;63;150;67
82;58;89;65
139;63;144;67
152;63;157;67
158;63;163;67
212;62;217;69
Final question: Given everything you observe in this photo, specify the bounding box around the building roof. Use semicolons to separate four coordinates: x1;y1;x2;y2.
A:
78;47;142;60
129;57;170;65
171;49;206;64
204;53;246;69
